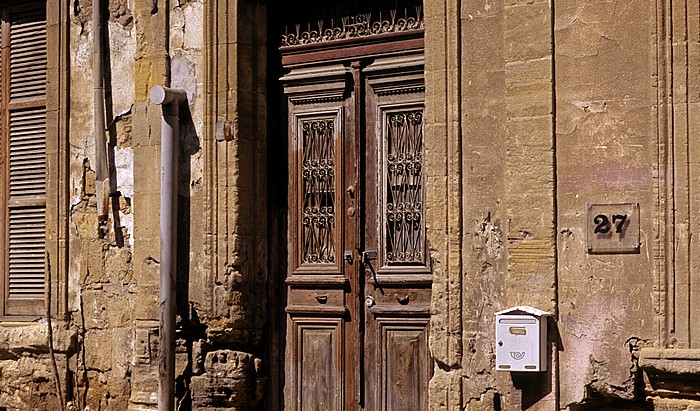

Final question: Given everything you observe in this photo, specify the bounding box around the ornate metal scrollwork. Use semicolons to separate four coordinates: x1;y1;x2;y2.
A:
301;119;336;264
385;110;424;264
281;7;424;47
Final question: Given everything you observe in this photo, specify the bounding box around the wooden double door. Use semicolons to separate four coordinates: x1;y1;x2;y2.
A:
281;33;432;410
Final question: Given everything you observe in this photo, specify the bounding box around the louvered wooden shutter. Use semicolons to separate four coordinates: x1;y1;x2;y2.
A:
1;4;47;317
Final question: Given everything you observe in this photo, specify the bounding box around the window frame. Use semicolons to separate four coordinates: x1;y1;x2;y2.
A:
0;0;67;321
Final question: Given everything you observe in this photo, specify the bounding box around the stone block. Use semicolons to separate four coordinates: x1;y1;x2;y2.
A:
505;2;552;63
190;349;265;408
84;329;114;371
80;290;109;329
105;246;134;285
0;356;62;410
648;398;700;411
170;5;185;50
112;327;133;379
0;324;76;358
128;363;158;408
191;373;249;407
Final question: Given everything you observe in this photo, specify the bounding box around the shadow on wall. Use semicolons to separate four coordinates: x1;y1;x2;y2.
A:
569;400;653;411
102;6;126;248
509;317;559;408
175;101;203;411
177;102;200;321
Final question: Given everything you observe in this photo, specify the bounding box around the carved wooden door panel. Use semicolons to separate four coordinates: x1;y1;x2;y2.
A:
281;24;430;411
362;57;431;411
283;85;360;410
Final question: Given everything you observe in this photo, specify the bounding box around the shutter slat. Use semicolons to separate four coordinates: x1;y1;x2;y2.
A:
8;252;45;257
11;65;46;76
9;236;45;241
10;174;46;180
10;160;46;168
9;187;45;197
10;144;46;152
9;240;45;245
11;49;47;60
10;30;46;42
9;286;45;291
10;36;46;45
9;130;46;139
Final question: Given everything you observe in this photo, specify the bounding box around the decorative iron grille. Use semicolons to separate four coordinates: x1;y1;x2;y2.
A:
281;6;423;47
301;119;336;264
384;110;424;265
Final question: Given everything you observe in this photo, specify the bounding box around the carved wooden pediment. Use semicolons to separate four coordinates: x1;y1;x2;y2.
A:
280;64;351;105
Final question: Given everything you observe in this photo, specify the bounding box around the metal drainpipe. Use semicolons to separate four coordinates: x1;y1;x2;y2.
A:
150;85;187;411
93;0;110;230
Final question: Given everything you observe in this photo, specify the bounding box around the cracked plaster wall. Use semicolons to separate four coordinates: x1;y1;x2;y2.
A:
66;0;263;408
0;0;210;409
66;1;140;407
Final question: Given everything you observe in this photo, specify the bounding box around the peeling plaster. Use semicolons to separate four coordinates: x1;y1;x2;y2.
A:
108;21;137;116
183;2;203;50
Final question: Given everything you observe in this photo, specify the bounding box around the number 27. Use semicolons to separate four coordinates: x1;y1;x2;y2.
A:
593;214;627;234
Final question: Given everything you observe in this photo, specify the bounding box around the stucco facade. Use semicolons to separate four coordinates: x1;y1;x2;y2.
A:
0;0;698;410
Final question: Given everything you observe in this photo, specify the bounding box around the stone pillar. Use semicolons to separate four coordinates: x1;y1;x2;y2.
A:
425;0;464;409
459;0;509;409
427;0;557;409
641;0;700;408
502;2;556;408
194;0;267;408
129;0;169;407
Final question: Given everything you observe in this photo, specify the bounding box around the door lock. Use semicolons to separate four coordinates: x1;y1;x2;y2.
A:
361;250;377;264
344;250;354;264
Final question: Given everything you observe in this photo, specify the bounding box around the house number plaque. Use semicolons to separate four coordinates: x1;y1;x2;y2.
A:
586;202;640;254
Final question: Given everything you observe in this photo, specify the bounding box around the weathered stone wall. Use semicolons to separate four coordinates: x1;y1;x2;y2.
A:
0;0;697;409
0;0;211;409
0;0;269;407
426;0;699;410
555;0;656;408
427;0;559;409
67;2;137;408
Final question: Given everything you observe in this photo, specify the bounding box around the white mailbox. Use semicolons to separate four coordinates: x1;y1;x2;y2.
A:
495;306;550;372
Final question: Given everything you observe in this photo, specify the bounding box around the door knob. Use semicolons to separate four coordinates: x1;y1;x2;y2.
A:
365;295;375;307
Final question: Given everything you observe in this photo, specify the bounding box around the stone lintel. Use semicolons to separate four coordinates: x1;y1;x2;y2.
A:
640;348;700;401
